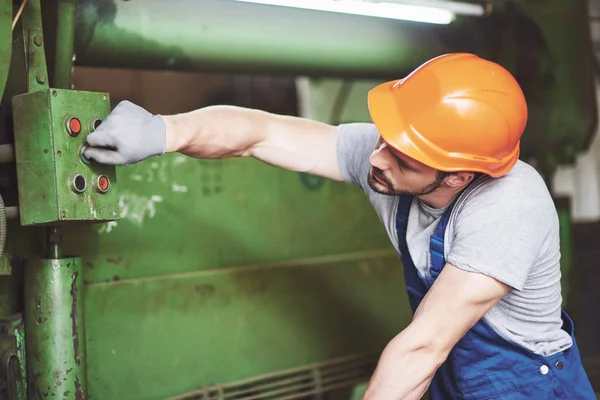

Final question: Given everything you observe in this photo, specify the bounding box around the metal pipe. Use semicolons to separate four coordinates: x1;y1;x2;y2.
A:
24;256;87;400
0;144;15;163
5;206;19;220
73;0;460;78
54;0;76;89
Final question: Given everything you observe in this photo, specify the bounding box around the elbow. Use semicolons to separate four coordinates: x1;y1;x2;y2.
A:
389;327;452;368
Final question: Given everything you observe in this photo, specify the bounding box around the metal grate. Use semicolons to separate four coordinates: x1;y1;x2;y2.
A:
166;352;378;400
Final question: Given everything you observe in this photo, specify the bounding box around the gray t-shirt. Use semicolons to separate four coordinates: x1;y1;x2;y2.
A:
336;122;572;357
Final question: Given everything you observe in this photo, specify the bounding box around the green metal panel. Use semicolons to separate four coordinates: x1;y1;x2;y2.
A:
83;250;405;399
11;89;119;226
24;257;86;400
0;0;10;100
39;149;404;399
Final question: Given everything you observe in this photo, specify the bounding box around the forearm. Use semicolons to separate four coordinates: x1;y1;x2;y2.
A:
163;105;342;180
363;325;447;400
163;105;269;158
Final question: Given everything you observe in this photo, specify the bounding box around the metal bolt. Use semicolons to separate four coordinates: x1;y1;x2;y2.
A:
103;95;108;101
33;35;43;46
36;73;46;84
113;211;118;216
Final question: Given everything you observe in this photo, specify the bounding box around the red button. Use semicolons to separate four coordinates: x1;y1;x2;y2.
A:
97;175;110;192
68;118;81;136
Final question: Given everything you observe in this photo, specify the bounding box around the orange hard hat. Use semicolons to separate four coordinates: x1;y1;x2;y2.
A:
367;53;528;178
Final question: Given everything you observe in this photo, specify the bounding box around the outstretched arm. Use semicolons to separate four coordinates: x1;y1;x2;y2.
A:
362;264;509;400
84;101;343;181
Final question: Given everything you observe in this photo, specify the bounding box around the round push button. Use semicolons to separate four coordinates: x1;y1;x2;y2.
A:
95;175;110;193
67;117;81;137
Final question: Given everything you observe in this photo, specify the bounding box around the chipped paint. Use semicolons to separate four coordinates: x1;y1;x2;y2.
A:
172;184;188;193
173;155;187;165
115;193;163;226
98;221;118;234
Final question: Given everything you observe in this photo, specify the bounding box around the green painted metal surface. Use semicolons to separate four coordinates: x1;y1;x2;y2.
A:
55;156;407;399
0;315;27;400
53;0;75;89
73;0;449;78
24;257;86;400
0;0;10;100
12;89;119;226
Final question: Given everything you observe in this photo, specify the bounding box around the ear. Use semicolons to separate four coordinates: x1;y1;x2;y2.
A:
444;172;475;189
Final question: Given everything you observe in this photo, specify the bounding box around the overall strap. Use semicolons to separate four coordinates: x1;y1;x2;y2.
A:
395;195;427;295
429;199;459;279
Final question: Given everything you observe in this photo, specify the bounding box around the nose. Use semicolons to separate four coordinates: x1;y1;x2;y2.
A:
369;142;392;170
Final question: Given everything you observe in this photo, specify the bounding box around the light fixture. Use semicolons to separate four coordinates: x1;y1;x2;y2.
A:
226;0;486;25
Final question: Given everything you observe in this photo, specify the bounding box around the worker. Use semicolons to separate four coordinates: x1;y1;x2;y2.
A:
83;53;596;400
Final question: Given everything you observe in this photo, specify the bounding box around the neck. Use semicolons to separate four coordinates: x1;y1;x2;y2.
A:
417;186;464;209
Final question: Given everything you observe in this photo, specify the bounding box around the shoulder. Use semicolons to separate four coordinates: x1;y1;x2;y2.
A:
451;160;558;234
336;123;379;189
458;161;553;212
336;123;380;150
446;161;559;290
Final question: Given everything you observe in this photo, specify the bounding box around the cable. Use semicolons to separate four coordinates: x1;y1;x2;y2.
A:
11;0;27;31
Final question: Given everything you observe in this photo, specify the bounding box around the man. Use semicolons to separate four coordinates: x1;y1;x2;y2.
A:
83;53;596;399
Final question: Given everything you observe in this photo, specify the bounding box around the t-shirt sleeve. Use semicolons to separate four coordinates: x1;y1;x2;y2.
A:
446;172;558;291
336;123;379;192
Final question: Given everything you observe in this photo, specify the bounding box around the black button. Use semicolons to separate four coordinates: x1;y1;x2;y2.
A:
555;361;564;370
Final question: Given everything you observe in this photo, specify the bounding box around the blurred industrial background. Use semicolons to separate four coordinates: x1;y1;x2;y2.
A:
2;0;600;399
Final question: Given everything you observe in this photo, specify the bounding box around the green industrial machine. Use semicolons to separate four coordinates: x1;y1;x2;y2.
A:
0;0;597;399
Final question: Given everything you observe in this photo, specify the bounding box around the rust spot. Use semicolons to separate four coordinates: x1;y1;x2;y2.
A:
194;284;216;298
75;377;83;400
66;368;72;374
70;271;80;365
63;391;70;397
107;257;121;265
112;275;120;281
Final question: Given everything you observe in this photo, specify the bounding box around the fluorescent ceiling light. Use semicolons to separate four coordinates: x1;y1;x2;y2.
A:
227;0;486;25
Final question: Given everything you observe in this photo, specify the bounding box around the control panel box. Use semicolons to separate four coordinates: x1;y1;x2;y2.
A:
12;89;119;226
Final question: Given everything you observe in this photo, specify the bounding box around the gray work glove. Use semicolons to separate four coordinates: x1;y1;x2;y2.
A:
83;100;166;166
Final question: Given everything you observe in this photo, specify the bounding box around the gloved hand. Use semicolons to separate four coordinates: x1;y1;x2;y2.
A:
83;100;167;166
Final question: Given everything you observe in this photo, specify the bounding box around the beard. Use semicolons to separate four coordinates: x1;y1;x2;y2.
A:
367;167;446;196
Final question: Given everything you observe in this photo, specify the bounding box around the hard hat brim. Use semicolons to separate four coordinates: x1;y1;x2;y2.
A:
368;80;447;171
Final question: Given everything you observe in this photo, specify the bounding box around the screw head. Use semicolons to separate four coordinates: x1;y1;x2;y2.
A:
113;211;118;217
33;35;43;46
36;73;46;84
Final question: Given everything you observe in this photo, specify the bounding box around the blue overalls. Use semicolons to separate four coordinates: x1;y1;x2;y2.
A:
396;195;597;399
